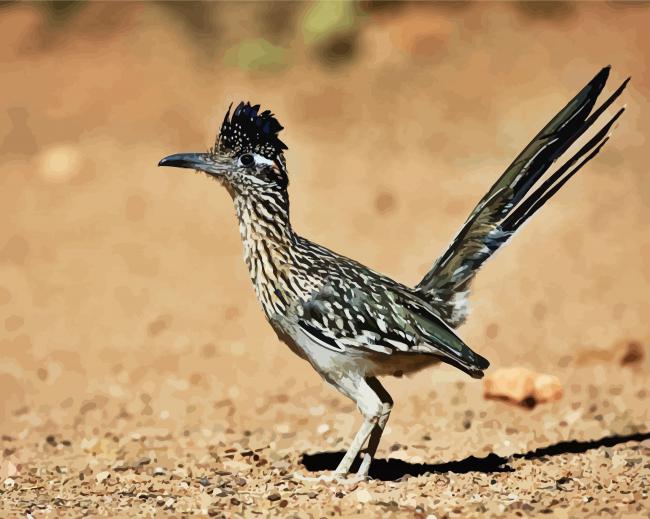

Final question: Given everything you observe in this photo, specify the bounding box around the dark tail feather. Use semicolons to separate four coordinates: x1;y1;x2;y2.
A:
502;106;625;232
415;67;629;328
472;67;620;218
495;70;629;219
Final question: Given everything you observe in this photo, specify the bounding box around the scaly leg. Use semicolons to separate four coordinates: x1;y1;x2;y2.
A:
356;377;393;477
331;375;385;475
295;374;385;481
334;417;375;474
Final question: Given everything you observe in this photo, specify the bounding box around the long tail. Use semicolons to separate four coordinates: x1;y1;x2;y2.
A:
416;66;629;328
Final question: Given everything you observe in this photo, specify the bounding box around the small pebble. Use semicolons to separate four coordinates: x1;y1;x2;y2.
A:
95;471;110;484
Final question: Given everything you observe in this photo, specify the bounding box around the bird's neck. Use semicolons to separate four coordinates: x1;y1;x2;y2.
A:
233;189;296;315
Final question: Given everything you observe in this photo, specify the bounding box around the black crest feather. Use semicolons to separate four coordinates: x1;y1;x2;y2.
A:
216;102;288;161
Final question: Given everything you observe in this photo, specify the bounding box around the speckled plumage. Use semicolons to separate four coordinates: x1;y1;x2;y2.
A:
159;67;628;477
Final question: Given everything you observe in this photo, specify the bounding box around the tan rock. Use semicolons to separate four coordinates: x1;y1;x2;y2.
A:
95;471;110;484
484;367;536;404
484;367;563;406
533;374;563;403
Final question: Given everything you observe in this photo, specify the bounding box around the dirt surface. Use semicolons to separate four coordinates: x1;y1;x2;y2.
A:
1;383;649;518
2;377;649;518
1;2;649;517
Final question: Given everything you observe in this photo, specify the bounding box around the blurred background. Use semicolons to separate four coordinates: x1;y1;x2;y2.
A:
1;0;648;476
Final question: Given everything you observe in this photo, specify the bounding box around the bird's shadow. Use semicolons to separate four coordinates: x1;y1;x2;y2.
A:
300;431;650;481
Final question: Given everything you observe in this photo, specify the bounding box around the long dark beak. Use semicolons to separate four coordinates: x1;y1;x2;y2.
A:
158;152;226;176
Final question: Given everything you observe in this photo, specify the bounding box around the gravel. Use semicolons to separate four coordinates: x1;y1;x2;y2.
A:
0;363;647;518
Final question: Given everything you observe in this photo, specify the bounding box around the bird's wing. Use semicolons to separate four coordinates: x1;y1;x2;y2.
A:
292;280;489;378
416;66;628;327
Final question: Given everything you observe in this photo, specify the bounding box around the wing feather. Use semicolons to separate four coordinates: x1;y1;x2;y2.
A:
293;281;489;377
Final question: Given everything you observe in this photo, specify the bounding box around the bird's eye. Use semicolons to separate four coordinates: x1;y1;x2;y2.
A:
239;153;255;167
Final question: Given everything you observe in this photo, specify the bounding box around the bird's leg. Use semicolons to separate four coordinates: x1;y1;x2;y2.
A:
296;375;384;480
356;377;393;477
293;376;383;483
333;377;384;476
334;418;375;475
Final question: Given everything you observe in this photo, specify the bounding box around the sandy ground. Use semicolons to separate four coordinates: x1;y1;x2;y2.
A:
1;2;649;517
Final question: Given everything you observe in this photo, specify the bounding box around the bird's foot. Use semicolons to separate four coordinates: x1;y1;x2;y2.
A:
292;471;367;485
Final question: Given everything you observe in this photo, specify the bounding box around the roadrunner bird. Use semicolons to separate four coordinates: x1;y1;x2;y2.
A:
159;67;627;478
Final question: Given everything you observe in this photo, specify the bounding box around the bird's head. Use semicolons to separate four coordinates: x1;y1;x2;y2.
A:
159;102;288;196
